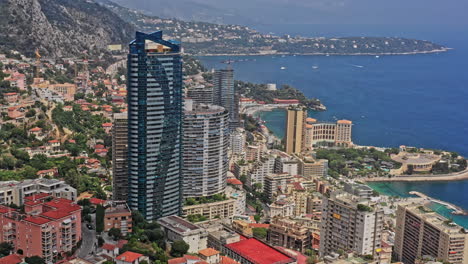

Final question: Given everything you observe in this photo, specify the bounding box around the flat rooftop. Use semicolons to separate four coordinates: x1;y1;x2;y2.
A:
225;238;294;264
158;215;201;234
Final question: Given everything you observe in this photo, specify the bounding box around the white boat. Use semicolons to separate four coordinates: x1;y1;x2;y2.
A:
312;66;319;69
375;55;380;58
280;67;286;70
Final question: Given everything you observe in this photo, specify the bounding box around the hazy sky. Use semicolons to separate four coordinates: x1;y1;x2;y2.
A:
114;0;468;25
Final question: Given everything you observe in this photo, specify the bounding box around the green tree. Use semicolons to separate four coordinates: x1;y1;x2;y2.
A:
25;256;46;264
170;240;189;257
0;242;13;257
108;228;122;240
254;215;261;222
252;227;267;239
95;205;105;233
29;154;49;170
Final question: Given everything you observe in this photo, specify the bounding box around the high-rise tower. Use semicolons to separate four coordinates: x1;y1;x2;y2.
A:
284;106;307;154
182;100;229;198
112;112;128;201
127;31;183;220
213;68;240;129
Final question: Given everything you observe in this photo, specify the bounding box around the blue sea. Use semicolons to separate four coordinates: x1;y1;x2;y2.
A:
198;24;468;227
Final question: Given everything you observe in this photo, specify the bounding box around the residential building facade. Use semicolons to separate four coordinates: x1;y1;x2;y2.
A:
284;106;307;155
0;197;81;263
320;191;384;257
393;203;468;264
112;113;128;201
183;102;229;198
158;215;208;253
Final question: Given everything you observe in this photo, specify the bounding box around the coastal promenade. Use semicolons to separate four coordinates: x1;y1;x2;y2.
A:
409;191;467;215
241;104;289;116
363;168;468;182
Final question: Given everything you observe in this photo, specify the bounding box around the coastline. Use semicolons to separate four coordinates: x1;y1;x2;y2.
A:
193;48;450;57
362;168;468;183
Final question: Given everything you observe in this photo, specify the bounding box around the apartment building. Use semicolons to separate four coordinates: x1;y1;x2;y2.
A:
0;179;76;206
284;106;307;154
0;197;81;263
157;215;208;253
246;155;276;188
304;118;353;148
267;217;311;253
104;201;133;235
182;199;236;221
320;191;384;257
263;173;293;200
393;203;468;264
295;154;328;179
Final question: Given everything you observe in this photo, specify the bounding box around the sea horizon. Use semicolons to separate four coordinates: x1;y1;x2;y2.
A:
199;23;468;228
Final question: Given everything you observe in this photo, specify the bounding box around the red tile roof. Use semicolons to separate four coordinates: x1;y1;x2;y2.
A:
89;198;106;205
225;238;294;264
41;210;75;220
183;255;200;260
116;239;128;249
0;206;16;214
102;243;117;251
292;182;305;191
227;178;243;185
24;200;42;206
48;139;59;143
220;256;240;264
102;123;112;127
25;193;51;200
116;251;143;263
168;258;187;264
29;127;42;132
0;254;22;264
24;215;52;225
199;248;219;257
94;144;105;149
43;198;81;214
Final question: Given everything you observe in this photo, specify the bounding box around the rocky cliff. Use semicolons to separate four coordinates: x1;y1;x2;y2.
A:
0;0;134;58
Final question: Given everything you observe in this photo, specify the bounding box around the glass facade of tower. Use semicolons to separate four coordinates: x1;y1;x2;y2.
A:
127;31;183;220
213;68;240;129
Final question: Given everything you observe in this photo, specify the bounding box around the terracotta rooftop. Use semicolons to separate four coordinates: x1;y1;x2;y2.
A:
337;119;352;125
227;178;243;185
0;254;22;264
220;256;240;264
116;251;143;263
199;248;220;257
102;243;117;251
23;215;52;225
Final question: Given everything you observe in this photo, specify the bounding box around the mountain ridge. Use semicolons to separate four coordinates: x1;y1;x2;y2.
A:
0;0;134;58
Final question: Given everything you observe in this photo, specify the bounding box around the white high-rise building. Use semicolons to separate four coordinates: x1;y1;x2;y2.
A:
320;191;384;257
183;102;229;198
230;127;246;155
247;155;276;188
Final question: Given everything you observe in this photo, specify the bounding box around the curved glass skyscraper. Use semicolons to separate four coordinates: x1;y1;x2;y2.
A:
127;31;183;220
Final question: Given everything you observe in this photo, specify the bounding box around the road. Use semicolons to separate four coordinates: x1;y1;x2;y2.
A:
77;215;97;259
363;168;468;182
